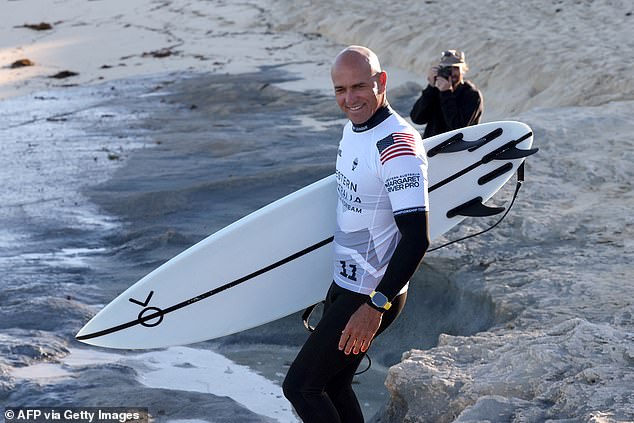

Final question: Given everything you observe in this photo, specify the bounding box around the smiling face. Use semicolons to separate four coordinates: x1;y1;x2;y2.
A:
331;47;387;125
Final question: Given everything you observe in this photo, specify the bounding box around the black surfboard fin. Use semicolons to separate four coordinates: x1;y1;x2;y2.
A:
481;132;538;162
494;146;539;160
427;133;463;157
446;197;506;218
427;128;504;157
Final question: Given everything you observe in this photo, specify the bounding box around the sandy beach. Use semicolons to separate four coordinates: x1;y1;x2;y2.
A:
267;0;634;116
2;0;633;422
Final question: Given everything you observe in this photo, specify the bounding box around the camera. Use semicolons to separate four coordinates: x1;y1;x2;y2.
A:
437;66;453;80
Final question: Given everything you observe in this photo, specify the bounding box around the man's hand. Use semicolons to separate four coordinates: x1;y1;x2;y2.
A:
427;66;439;86
435;75;453;92
338;303;383;355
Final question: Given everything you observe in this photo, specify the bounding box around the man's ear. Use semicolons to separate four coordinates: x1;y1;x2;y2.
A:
377;71;388;94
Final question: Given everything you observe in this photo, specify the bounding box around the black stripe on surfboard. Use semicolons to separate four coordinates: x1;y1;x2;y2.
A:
478;162;514;186
429;132;534;193
76;236;335;341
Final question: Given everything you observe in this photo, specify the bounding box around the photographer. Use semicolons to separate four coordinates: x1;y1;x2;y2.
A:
410;50;483;138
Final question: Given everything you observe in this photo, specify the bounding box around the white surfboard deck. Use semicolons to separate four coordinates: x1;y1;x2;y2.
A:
77;121;536;349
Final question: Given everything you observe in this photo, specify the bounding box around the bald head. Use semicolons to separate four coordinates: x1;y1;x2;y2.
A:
332;45;382;76
330;46;388;124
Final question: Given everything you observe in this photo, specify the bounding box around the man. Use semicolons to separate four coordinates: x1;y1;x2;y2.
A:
410;49;483;138
282;46;430;423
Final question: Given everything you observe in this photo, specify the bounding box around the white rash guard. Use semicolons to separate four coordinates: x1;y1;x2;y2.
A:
333;105;429;295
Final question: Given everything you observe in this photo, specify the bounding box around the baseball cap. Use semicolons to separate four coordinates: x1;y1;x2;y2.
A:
439;50;465;67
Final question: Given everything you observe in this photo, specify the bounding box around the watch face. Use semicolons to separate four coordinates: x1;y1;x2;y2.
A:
372;292;388;308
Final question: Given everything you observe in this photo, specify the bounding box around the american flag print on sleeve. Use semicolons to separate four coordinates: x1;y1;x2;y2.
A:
376;132;418;165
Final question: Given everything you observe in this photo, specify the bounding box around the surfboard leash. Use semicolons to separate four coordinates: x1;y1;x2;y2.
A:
428;161;527;253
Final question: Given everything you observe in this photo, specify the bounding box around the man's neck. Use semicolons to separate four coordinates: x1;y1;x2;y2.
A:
351;104;391;133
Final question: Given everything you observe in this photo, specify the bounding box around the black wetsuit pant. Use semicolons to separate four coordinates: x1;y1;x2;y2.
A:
283;282;406;423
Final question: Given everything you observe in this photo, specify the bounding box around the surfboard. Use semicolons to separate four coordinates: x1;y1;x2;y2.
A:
77;120;537;349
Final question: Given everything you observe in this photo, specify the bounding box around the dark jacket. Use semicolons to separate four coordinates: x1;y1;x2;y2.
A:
410;80;483;139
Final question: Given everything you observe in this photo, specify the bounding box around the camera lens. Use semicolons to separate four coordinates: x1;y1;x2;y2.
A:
438;66;452;79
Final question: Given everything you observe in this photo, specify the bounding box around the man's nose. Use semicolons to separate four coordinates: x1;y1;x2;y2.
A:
345;90;357;105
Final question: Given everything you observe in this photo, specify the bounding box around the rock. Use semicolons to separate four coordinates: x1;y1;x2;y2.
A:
378;319;634;422
10;59;34;68
0;330;69;367
19;22;53;31
142;48;176;58
49;70;79;79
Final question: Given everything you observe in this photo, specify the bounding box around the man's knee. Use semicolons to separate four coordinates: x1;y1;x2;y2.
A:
282;370;302;403
283;367;322;406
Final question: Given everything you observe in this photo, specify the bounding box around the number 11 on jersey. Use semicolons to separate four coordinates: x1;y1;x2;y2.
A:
339;261;358;281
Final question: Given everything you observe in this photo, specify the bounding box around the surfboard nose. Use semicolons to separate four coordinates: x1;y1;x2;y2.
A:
75;316;109;347
75;323;137;349
75;312;136;349
75;324;101;347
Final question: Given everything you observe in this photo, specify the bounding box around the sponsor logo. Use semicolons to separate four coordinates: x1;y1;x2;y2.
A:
336;170;361;213
336;170;357;192
385;173;421;192
337;185;362;213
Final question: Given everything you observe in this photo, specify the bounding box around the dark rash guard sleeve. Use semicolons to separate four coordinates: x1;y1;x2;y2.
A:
373;210;430;303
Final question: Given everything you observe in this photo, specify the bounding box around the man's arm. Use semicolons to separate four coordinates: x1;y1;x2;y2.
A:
410;85;439;124
373;210;430;300
338;210;430;355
